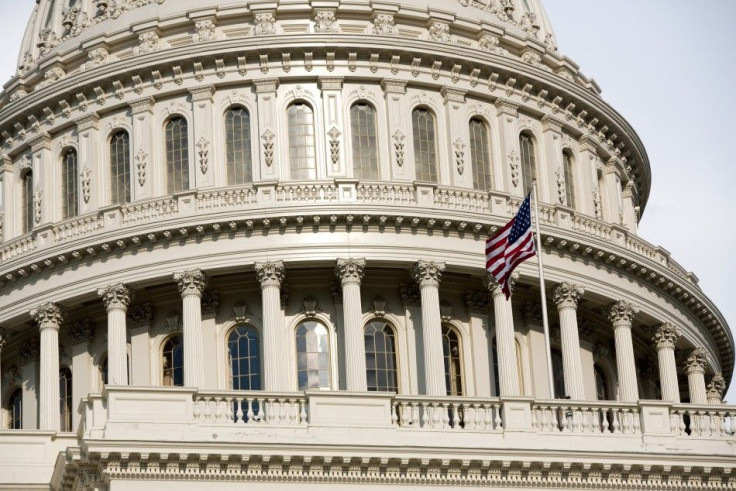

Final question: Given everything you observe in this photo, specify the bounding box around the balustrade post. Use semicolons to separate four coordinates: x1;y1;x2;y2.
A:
173;269;207;387
335;258;367;391
684;347;708;405
411;260;446;396
607;300;639;402
485;273;519;396
551;282;586;400
98;283;132;385
653;322;681;403
31;303;62;431
256;261;288;391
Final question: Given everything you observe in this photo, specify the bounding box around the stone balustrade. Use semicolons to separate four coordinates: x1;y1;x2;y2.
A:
393;395;503;431
194;391;308;425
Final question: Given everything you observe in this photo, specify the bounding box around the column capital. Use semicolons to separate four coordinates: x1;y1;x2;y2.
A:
19;337;40;364
412;260;445;288
98;283;132;312
707;373;726;401
684;347;707;375
30;302;63;331
606;300;638;328
399;283;421;307
464;290;490;315
255;260;285;289
0;327;8;351
552;282;584;310
68;319;93;345
484;272;519;298
128;303;153;329
522;301;543;326
335;258;366;285
173;269;207;297
653;322;681;350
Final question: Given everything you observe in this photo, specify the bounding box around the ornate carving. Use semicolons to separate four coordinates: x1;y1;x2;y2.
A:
478;34;508;55
82;166;92;203
40;66;66;89
262;129;275;167
18;51;34;75
593;342;611;363
440;300;453;321
137;32;160;54
484;271;519;299
197;137;210;174
520;12;540;35
555;167;565;204
453;139;466;175
201;290;220;316
330;281;343;304
86;47;109;70
464;290;489;315
371;296;387;317
255;261;285;289
195;20;216;42
135;149;148;186
31;302;63;330
508;151;520;188
37;29;59;57
69;319;93;344
165;312;182;330
232;301;250;322
653;322;681;350
399;284;421;307
19;337;40;364
551;282;584;310
128;304;153;329
428;21;451;42
98;284;132;311
328;127;341;165
578;317;595;343
302;296;319;316
0;327;7;351
707;373;726;402
254;12;276;36
392;130;405;167
593;188;602;219
684;347;707;374
314;11;338;33
522;301;543;326
544;33;559;52
33;185;43;224
173;269;207;297
411;260;445;288
606;300;638;328
372;13;395;35
335;258;366;285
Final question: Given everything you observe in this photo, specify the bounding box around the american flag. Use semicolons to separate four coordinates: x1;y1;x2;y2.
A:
485;194;536;299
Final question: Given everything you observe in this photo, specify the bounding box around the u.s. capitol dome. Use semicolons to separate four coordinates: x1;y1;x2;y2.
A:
0;0;733;489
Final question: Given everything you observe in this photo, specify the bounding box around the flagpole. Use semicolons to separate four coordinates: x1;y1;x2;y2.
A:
532;179;556;399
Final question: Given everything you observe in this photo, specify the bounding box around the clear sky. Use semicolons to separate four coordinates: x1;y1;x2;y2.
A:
1;1;734;401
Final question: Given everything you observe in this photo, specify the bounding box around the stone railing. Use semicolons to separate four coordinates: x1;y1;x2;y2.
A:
276;182;339;204
0;235;36;263
194;391;307;425
357;182;416;206
393;395;502;430
121;196;179;224
531;400;641;434
52;214;105;242
670;404;735;438
196;186;257;211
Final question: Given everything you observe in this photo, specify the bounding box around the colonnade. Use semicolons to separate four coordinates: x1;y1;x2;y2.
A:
6;262;726;431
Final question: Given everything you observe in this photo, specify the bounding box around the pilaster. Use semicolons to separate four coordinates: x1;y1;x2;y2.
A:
129;97;156;200
254;79;280;182
494;99;520;195
190;86;216;189
380;79;410;181
320;77;345;178
441;87;469;188
75;113;100;213
68;319;93;431
465;290;491;397
0;156;17;240
128;304;153;386
335;258;366;391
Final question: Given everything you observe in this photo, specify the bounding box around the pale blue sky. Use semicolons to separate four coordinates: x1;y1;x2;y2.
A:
1;1;734;401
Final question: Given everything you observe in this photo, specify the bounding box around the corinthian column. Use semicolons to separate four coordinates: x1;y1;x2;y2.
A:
652;322;681;403
411;260;446;396
484;273;519;396
336;258;367;391
256;261;287;391
552;283;586;400
707;373;726;405
31;303;63;431
607;300;639;402
173;270;207;387
684;347;708;404
98;284;132;386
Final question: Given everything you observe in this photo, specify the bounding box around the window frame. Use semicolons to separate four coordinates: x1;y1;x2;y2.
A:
226;323;262;391
519;132;537;196
469;117;493;191
224;106;254;185
349;102;380;180
441;323;465;396
59;366;73;431
364;319;400;392
161;333;184;387
412;106;439;183
286;101;318;181
293;317;336;391
562;149;576;208
21;170;33;234
7;387;22;430
164;116;191;195
61;147;79;220
109;129;132;205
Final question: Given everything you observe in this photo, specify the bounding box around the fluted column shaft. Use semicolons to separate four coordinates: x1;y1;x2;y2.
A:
607;301;639;402
336;258;367;391
98;284;131;386
412;261;446;396
653;323;681;403
174;270;207;387
553;283;586;399
31;303;62;431
685;348;708;405
0;328;6;407
486;274;519;396
256;261;287;391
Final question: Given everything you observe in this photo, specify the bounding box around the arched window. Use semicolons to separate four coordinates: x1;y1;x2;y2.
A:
594;364;611;401
469;118;492;191
519;132;537;196
296;320;331;390
8;388;22;429
364;320;398;392
61;148;78;219
110;130;131;205
225;107;253;185
442;325;463;396
165;117;189;194
59;367;72;431
350;103;379;180
228;325;261;390
287;103;317;180
551;347;565;398
412;108;438;183
162;335;184;387
22;171;33;234
563;150;575;207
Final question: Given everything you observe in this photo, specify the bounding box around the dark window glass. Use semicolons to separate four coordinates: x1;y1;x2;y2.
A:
225;108;253;185
469;118;492;191
110;131;131;204
59;367;72;431
520;133;536;196
22;172;33;233
9;388;22;429
364;321;398;392
563;151;575;207
412;108;438;183
165;117;189;194
228;325;261;390
287;103;317;180
350;103;379;179
162;335;184;387
62;149;78;219
442;325;463;396
551;348;566;398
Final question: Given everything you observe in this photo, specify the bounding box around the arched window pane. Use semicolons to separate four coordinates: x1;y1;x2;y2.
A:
228;325;261;390
166;117;189;194
59;367;72;431
9;388;22;429
442;325;463;396
350;103;379;180
22;172;33;234
225;108;253;185
364;321;398;392
563;151;575;207
62;149;78;219
469;118;492;191
296;321;330;390
520;133;536;196
551;348;565;398
287;103;317;180
162;335;184;387
412;108;438;183
110;131;131;205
